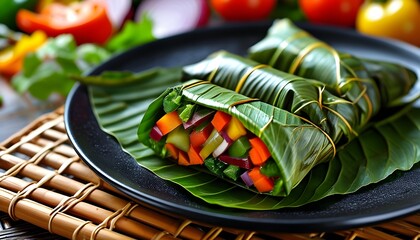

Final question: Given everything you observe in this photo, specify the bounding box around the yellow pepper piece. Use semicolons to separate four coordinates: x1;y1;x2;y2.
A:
0;30;47;77
226;117;247;141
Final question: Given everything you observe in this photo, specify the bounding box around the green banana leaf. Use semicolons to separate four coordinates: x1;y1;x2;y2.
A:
182;51;363;143
88;67;420;210
248;19;418;124
138;81;335;196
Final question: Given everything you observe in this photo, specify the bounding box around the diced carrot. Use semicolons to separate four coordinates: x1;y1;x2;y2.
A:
249;137;271;165
226;117;247;141
178;151;189;166
254;177;274;193
249;148;264;165
211;111;231;132
165;143;179;160
188;146;204;165
190;123;213;148
248;167;274;192
156;111;182;135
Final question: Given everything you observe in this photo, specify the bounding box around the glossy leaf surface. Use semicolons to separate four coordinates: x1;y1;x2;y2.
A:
89;67;420;209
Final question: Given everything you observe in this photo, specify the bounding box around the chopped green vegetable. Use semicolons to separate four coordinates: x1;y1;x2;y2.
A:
163;89;182;113
12;34;110;99
106;14;155;53
177;104;195;122
261;159;281;177
204;157;226;176
223;165;241;180
228;136;251;158
166;126;190;152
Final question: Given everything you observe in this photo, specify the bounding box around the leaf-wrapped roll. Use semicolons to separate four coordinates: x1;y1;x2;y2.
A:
138;81;335;196
182;51;362;143
248;19;418;122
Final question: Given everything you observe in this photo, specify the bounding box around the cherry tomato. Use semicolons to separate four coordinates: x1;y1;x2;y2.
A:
299;0;364;27
356;0;420;47
210;0;277;21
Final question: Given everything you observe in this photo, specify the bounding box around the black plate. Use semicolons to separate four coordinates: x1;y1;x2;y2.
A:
65;21;420;233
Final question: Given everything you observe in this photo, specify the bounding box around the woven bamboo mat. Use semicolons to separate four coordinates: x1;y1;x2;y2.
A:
1;107;420;240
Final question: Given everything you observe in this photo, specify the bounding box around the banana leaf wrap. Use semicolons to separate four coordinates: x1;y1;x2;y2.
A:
137;81;335;196
248;19;418;125
182;51;362;144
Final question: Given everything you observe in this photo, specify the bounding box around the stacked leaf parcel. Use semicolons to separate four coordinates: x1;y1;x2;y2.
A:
90;19;420;209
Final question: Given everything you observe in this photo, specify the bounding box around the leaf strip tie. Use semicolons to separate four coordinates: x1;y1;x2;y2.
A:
339;78;374;121
323;106;359;138
260;115;274;136
293;85;325;114
229;98;260;107
271;77;301;106
340;61;376;117
288;41;375;122
269;31;309;66
296;115;337;158
320;44;343;95
288;42;330;75
182;80;210;90
235;64;268;93
293;100;321;115
206;62;220;83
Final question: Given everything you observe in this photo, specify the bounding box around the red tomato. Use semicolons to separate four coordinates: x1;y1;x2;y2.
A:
299;0;364;27
210;0;277;21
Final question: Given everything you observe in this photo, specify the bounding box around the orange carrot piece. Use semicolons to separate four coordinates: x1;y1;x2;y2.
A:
165;143;179;160
156;111;182;135
248;167;274;192
190;124;213;148
178;151;190;166
249;148;264;166
249;137;271;165
211;111;231;132
188;146;204;165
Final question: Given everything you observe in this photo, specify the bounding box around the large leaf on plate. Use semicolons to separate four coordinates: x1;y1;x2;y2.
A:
88;67;420;210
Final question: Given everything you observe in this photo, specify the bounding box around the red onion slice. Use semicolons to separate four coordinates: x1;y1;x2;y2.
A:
135;0;210;38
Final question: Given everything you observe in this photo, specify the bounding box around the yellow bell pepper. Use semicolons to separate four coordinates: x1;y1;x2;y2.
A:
0;30;47;78
356;0;420;46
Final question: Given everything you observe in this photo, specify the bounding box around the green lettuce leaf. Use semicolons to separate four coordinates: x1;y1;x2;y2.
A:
12;34;110;100
105;14;155;53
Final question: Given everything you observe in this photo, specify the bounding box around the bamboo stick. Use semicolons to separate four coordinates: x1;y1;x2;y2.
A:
15;142;103;185
0;151;209;239
0;175;178;240
0;188;135;240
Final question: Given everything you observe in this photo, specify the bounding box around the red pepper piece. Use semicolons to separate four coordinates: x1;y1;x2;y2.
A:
16;0;113;44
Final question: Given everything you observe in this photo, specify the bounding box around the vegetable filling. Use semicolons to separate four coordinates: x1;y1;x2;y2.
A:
148;90;279;193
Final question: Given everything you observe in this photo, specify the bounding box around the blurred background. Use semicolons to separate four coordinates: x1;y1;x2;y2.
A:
1;0;419;140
